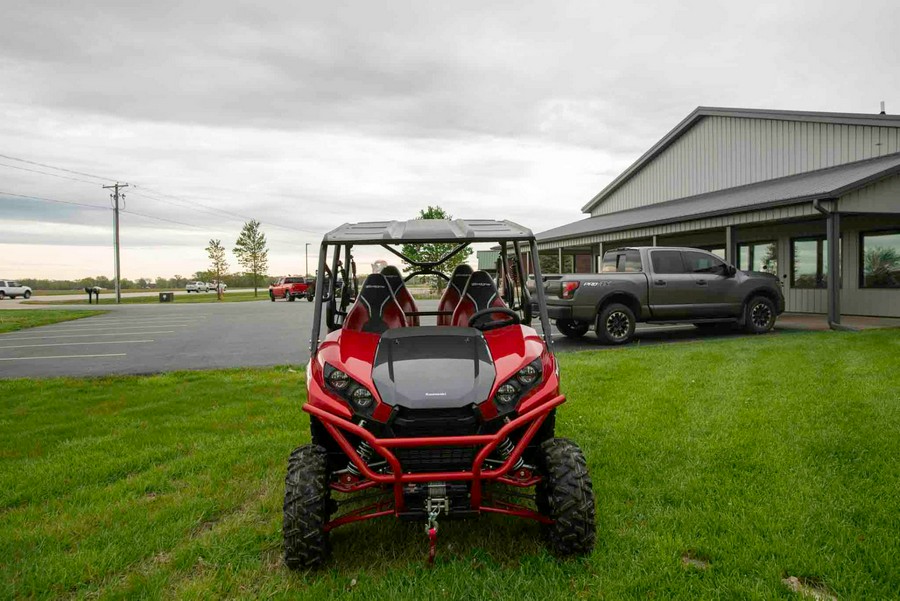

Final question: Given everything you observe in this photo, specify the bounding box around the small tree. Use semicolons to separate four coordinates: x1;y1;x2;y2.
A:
233;219;270;297
400;206;473;292
206;239;229;300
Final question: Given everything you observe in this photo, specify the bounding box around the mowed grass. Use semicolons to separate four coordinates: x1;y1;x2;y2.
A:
0;309;103;333
24;290;268;305
1;330;898;599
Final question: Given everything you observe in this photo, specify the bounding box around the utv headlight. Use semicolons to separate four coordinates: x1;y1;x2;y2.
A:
496;383;517;405
323;363;376;414
327;367;350;390
493;358;543;412
351;387;373;408
516;363;539;386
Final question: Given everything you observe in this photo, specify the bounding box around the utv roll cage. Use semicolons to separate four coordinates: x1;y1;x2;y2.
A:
309;219;553;351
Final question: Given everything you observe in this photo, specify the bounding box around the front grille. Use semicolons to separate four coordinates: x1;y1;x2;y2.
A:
390;406;480;438
395;446;476;473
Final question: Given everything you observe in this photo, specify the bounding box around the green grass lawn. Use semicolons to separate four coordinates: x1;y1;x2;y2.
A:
1;330;898;599
32;288;154;296
23;290;269;305
0;309;103;333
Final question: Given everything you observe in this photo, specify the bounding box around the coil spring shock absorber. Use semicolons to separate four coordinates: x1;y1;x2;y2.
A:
346;440;374;476
497;436;524;470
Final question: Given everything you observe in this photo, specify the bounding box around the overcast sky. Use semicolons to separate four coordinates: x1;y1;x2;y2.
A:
1;0;898;280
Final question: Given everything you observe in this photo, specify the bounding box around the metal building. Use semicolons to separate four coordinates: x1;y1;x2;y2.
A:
535;107;900;321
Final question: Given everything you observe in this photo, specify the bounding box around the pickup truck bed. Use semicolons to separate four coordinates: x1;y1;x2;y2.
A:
542;247;784;344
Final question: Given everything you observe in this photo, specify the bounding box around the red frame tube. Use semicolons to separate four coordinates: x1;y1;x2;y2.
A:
304;394;564;516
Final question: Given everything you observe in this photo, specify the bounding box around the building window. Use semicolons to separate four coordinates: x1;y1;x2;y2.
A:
860;230;900;288
791;237;828;289
737;241;777;275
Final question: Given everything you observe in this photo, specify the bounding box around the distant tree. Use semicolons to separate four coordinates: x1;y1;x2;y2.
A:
233;219;269;297
400;206;473;292
205;239;229;300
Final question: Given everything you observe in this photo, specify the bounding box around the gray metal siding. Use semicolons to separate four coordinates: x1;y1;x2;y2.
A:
592;116;900;216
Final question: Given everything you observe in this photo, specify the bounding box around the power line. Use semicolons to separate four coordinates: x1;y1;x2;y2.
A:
0;190;109;210
120;208;204;229
0;161;103;186
0;152;115;182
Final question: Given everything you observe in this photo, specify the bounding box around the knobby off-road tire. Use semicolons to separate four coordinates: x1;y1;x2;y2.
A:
556;318;590;339
596;303;636;345
744;296;776;334
536;438;596;557
283;444;331;569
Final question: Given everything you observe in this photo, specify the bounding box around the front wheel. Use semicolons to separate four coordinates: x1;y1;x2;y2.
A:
288;294;296;302
744;296;776;334
556;318;590;339
270;293;275;302
596;303;636;345
536;438;596;557
24;291;32;299
0;291;5;300
284;444;331;569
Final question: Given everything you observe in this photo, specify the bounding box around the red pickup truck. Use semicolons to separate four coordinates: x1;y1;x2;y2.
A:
269;276;313;302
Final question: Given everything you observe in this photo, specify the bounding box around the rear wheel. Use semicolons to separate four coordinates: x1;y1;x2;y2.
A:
0;291;4;300
556;318;590;339
596;303;635;345
306;292;314;302
744;296;776;334
536;438;596;557
284;444;331;569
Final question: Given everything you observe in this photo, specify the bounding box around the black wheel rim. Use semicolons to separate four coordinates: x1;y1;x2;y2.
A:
751;303;772;328
606;311;630;339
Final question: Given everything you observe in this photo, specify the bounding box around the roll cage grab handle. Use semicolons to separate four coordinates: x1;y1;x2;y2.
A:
308;239;554;355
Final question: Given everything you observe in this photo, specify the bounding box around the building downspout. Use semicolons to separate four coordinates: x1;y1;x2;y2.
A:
812;199;853;331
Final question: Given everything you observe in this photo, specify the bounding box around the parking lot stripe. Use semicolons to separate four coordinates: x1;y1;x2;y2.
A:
31;324;189;331
0;353;127;361
0;331;176;340
0;340;153;349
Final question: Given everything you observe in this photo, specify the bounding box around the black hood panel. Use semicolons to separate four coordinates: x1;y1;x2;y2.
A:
372;327;495;409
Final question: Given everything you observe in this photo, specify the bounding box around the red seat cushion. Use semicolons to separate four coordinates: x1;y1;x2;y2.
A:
380;266;420;326
437;265;474;326
451;270;508;327
344;274;407;333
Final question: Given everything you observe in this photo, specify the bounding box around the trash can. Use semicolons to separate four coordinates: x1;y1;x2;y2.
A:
159;292;174;303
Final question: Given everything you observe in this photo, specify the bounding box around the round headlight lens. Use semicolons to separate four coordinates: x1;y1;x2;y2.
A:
351;386;373;408
517;364;539;385
328;369;350;390
496;383;517;405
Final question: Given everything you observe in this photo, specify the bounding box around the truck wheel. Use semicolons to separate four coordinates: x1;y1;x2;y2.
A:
270;293;275;302
536;438;596;557
284;444;331;569
288;294;296;302
24;291;32;299
596;303;635;345
744;296;776;334
556;319;590;339
306;292;314;302
0;292;5;300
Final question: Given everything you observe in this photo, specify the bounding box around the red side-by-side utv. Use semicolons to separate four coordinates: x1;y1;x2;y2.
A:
284;219;595;567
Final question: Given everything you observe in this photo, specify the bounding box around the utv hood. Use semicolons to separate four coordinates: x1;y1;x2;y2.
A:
371;327;496;409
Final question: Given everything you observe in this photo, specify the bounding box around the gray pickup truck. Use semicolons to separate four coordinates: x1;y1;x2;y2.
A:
542;247;785;344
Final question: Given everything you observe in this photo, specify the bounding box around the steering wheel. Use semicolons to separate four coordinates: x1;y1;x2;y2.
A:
467;307;521;331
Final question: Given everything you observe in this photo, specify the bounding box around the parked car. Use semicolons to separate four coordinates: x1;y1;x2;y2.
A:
542;247;785;344
269;276;313;302
185;281;209;293
0;280;32;299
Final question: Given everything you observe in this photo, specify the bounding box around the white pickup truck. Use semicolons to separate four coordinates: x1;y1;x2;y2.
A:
0;280;32;299
185;281;210;293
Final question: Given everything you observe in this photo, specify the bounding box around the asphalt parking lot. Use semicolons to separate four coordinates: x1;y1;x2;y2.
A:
0;295;772;379
0;298;315;379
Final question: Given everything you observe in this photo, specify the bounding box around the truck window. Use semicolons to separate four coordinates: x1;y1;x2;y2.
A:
682;251;725;273
623;250;642;272
600;254;617;272
650;250;685;274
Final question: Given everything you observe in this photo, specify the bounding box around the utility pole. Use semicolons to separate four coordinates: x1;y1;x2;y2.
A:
103;182;129;303
305;243;310;277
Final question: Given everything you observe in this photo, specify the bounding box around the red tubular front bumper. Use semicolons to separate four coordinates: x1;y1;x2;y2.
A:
303;394;564;519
